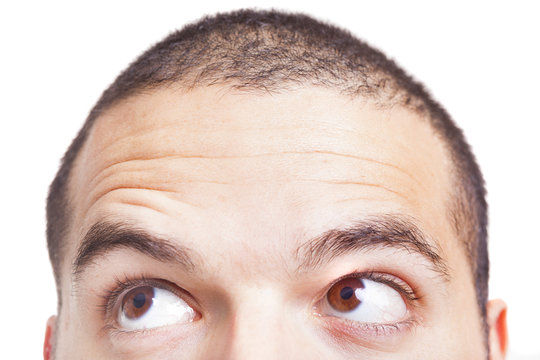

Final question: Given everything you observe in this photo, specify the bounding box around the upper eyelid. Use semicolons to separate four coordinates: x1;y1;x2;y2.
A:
101;271;418;314
322;271;419;304
364;273;420;301
100;276;182;318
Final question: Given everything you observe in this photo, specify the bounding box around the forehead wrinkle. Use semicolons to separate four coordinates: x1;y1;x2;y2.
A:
295;179;411;201
89;101;399;166
82;170;233;219
85;94;437;196
84;186;201;218
87;149;424;195
80;147;424;221
73;86;452;238
114;193;203;214
91;115;323;160
91;149;425;191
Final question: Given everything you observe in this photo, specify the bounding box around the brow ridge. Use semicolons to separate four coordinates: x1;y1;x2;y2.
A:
72;221;195;278
73;217;449;284
295;215;450;280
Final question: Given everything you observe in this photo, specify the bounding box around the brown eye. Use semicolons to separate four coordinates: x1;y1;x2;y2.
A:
122;286;155;319
323;278;408;324
326;278;365;312
117;285;197;331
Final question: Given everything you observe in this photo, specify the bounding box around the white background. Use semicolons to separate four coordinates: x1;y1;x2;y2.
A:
1;1;539;359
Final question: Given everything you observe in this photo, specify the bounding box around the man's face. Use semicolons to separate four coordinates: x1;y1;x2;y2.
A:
53;86;485;358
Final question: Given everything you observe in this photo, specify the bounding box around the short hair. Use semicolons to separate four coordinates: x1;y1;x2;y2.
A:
47;10;488;322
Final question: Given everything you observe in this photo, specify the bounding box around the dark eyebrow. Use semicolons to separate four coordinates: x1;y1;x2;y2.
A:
295;215;450;280
72;221;196;278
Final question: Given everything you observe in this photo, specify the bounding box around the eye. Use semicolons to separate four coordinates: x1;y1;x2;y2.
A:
322;277;407;323
118;286;196;331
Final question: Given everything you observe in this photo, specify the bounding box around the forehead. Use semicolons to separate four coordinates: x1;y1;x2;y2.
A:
69;86;454;270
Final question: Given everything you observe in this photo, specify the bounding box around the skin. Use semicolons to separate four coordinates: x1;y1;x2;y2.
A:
45;85;507;359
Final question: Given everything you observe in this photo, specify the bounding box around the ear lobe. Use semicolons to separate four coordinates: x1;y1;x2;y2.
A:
44;316;56;360
487;299;508;359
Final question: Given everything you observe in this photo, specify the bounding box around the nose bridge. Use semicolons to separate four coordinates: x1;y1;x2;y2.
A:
225;286;312;359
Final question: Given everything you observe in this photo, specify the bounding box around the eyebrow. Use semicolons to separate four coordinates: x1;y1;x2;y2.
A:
73;216;449;282
295;215;450;280
72;221;196;278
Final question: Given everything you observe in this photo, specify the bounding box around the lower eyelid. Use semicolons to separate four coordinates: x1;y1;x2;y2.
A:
318;315;418;349
101;319;204;352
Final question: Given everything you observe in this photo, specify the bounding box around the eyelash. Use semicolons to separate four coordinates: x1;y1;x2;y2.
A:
332;270;420;302
99;274;174;319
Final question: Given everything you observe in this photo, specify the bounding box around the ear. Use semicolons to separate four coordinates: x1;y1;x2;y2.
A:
487;299;508;359
44;316;56;360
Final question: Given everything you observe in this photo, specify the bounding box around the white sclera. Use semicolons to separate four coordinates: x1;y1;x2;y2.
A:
118;288;196;331
326;279;407;323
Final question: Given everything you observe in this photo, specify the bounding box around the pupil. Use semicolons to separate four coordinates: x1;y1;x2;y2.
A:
340;286;354;300
133;293;146;308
